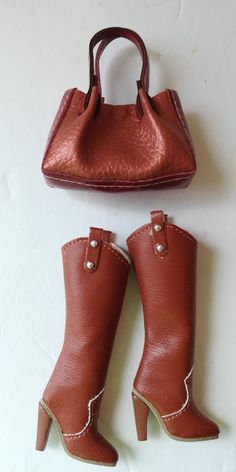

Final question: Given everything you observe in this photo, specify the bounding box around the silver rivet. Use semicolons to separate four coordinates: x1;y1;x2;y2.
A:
156;244;165;253
154;224;162;232
90;239;99;248
86;261;95;269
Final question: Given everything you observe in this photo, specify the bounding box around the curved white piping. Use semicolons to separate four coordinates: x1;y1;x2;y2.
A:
161;366;194;419
63;387;105;437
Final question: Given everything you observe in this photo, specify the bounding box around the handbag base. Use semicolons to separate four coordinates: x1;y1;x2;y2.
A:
43;173;194;192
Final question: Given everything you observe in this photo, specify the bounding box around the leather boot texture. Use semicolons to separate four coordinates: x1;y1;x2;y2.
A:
127;210;219;441
36;227;130;466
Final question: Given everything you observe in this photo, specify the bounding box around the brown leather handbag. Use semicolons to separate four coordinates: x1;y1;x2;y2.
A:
42;27;196;192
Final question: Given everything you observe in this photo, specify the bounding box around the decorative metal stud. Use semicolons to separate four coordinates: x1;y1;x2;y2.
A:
156;244;165;253
90;239;99;248
154;224;162;232
86;261;95;269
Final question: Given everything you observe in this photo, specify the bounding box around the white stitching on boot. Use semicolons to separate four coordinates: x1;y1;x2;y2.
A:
63;387;105;438
161;366;194;419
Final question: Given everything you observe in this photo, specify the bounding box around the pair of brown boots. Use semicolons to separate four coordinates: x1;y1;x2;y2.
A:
36;210;219;466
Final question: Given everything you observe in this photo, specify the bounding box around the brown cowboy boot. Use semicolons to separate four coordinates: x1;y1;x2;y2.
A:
36;227;130;465
127;210;219;441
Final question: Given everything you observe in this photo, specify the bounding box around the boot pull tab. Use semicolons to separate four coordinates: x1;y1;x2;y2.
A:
85;227;112;272
150;210;168;258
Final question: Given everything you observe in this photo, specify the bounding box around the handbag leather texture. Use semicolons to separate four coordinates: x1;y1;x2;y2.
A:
42;27;196;192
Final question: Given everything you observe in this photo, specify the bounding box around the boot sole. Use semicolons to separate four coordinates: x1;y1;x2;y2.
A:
132;388;219;442
37;399;117;466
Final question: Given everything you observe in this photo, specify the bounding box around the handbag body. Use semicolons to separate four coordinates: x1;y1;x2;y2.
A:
42;27;196;192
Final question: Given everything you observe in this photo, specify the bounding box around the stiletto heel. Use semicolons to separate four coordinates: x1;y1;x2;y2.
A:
36;402;52;451
132;391;150;441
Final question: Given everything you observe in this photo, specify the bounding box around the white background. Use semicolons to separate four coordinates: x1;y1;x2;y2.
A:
0;1;236;471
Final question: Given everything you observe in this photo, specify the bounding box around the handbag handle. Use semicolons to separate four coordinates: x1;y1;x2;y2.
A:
94;36;150;98
84;27;150;115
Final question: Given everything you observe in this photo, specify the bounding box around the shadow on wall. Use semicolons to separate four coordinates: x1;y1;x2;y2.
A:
186;113;225;198
194;242;227;433
194;243;215;398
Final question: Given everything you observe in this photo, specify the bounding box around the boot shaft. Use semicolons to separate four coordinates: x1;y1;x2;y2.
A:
127;211;197;345
61;227;130;360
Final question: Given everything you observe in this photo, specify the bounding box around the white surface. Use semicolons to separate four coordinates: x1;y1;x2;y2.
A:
0;1;235;471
